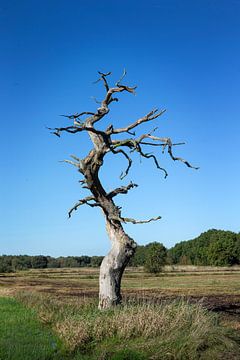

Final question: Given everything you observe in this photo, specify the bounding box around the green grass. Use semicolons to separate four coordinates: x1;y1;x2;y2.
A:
2;266;240;359
0;297;65;360
15;291;240;360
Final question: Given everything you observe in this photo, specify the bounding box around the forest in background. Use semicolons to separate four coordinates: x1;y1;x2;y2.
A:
1;229;240;273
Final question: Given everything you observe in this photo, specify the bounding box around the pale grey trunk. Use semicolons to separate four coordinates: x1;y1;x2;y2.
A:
98;220;136;309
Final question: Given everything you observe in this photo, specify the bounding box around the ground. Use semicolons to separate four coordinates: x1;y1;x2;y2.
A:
1;266;240;359
1;266;240;327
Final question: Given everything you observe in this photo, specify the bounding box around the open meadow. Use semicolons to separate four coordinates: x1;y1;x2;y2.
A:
1;266;240;359
1;266;240;309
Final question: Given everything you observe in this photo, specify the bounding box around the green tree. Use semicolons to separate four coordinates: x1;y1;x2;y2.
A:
12;256;31;271
168;229;240;267
145;242;167;273
31;255;48;269
0;256;12;273
208;236;239;266
47;257;60;268
129;245;147;266
90;256;104;267
78;256;91;267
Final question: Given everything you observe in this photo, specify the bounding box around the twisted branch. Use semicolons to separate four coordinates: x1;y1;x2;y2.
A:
112;109;166;134
94;71;112;92
115;68;127;86
68;196;99;218
47;125;106;137
60;112;95;119
110;147;133;179
49;70;198;227
122;215;161;224
107;182;138;199
167;141;199;169
110;132;198;177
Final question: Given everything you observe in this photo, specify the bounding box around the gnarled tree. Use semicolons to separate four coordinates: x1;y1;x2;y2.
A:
49;71;198;309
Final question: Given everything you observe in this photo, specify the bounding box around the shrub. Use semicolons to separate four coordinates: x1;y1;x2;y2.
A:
144;242;167;273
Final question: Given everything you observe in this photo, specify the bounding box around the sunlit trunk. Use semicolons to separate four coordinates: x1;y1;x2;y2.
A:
98;220;136;309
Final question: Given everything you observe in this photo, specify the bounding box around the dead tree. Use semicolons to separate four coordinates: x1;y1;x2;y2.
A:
48;71;198;309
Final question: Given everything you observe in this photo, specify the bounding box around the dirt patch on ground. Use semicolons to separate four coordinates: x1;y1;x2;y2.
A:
125;289;240;308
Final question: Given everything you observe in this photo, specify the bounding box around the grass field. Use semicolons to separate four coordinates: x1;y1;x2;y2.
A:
0;297;64;360
1;266;240;359
1;266;240;303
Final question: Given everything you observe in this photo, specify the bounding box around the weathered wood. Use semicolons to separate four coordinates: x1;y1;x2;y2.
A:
49;71;198;309
99;220;136;309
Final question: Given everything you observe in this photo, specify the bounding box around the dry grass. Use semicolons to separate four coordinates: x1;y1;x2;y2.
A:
2;267;240;358
15;291;240;359
164;264;240;273
2;266;240;298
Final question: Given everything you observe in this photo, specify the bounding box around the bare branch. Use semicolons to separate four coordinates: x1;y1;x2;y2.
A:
70;154;82;162
137;134;169;144
91;84;137;125
60;112;95;119
108;97;119;104
79;179;88;188
90;71;137;125
138;149;168;178
167;142;199;170
59;155;83;172
116;84;137;94
94;71;112;92
140;141;185;147
91;96;101;104
53;131;61;137
68;196;99;218
50;70;137;134
139;135;198;169
116;68;127;86
112;108;166;134
52;71;198;228
47;125;80;135
122;215;161;224
111;137;168;178
47;125;105;137
60;159;80;168
110;148;133;179
107;182;138;199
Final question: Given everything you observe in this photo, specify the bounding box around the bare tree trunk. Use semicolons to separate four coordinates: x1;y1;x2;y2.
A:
98;220;136;309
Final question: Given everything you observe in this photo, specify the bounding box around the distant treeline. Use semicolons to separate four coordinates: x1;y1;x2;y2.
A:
168;229;240;266
1;229;240;273
0;255;104;273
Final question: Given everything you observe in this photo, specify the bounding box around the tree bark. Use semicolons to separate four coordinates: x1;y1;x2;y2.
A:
80;145;137;310
98;220;136;309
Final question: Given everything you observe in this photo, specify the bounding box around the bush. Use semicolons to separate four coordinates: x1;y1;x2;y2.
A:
144;242;167;273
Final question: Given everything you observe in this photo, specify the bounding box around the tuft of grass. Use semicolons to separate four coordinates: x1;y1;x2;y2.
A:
16;291;240;359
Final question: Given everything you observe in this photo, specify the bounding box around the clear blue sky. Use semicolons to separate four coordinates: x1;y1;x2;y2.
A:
1;0;240;256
